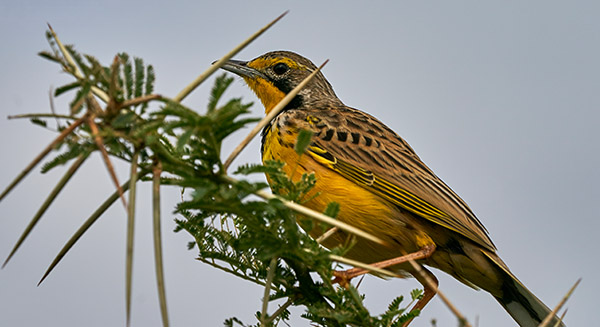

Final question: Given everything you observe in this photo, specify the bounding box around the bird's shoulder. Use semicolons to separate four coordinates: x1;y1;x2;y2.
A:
275;103;425;175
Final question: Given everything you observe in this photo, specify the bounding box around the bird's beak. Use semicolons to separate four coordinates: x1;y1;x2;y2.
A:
217;59;267;80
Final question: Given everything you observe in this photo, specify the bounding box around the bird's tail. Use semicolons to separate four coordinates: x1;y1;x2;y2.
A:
494;277;564;327
485;252;565;327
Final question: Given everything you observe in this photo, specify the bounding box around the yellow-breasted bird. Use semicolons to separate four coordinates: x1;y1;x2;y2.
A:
220;51;564;327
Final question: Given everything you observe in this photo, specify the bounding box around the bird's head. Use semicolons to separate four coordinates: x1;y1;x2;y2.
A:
219;51;339;114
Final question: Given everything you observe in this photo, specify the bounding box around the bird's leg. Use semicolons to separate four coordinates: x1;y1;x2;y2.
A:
402;267;438;327
332;244;436;287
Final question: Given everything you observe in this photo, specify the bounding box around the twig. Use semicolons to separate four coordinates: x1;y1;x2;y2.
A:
152;160;170;327
355;275;366;289
0;114;86;203
120;94;163;109
261;257;278;327
173;11;288;103
538;278;580;327
555;309;568;327
263;298;295;325
403;254;471;327
2;153;89;268
7;113;77;120
223;59;329;171
125;153;139;327
86;110;127;208
316;227;339;244
38;173;146;285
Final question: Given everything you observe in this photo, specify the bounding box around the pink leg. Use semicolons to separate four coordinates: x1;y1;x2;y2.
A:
332;244;436;287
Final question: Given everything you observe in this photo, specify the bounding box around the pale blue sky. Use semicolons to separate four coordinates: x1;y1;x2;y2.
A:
1;1;598;326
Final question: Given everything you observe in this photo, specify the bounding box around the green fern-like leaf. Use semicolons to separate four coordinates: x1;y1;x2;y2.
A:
323;201;340;218
41;144;92;173
38;50;62;64
145;65;155;95
54;81;81;97
208;74;234;112
410;288;424;301
69;82;91;114
30;118;47;128
295;129;313;155
134;57;144;98
119;53;134;99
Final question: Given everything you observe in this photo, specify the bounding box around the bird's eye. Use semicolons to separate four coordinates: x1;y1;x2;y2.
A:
272;62;289;75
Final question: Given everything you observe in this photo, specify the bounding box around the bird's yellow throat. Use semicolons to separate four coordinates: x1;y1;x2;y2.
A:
241;77;285;115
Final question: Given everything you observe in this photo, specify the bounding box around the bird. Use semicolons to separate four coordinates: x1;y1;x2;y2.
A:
220;50;564;327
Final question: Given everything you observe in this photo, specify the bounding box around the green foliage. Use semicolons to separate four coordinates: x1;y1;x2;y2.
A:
176;131;420;326
54;81;81;97
294;129;313;155
29;118;48;128
4;31;424;327
40;142;94;173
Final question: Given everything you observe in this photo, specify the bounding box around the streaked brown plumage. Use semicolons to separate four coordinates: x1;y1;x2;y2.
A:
220;50;564;327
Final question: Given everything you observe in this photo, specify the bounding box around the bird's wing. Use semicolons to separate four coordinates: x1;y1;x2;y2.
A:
303;107;495;251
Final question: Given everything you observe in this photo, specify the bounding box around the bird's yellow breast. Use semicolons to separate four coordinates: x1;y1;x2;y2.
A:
262;123;426;263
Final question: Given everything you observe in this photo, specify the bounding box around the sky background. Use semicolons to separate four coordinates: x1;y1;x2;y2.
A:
1;1;598;326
